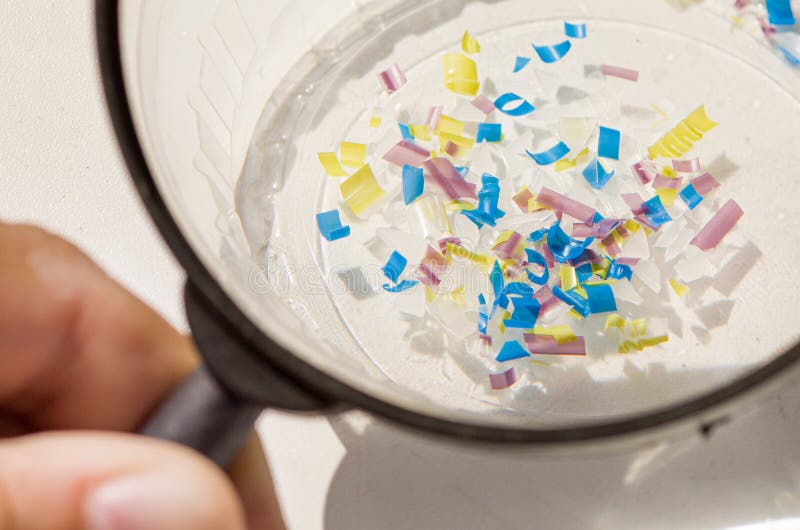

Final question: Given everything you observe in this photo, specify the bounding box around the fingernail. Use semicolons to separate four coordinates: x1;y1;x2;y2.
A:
85;472;211;530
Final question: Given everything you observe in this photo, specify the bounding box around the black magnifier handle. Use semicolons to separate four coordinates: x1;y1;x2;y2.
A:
139;282;332;467
140;365;262;467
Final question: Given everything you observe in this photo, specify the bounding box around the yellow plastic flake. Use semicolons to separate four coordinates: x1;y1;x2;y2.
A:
660;166;677;178
450;285;466;306
648;105;718;159
461;30;481;54
369;116;381;128
439;132;475;150
447;199;474;212
559;265;578;291
655;187;679;206
604;314;626;332
443;52;480;96
498;310;512;334
435;115;465;136
568;309;583;320
340;164;385;215
554;148;590;172
669;278;689;298
624;219;641;233
629;318;647;338
528;197;547;213
425;286;435;303
583;279;616;286
494;230;516;246
317;152;348;177
340;142;367;168
445;242;493;270
409;124;432;141
532;325;577;344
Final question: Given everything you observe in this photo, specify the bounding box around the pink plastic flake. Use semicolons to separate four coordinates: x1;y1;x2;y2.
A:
615;257;641;266
471;95;496;114
672;158;701;173
489;367;518;389
383;140;431;167
691;199;744;251
537;187;597;224
653;174;684;190
378;63;407;93
423;158;478;200
691;172;720;196
426;106;443;130
493;231;523;260
622;193;647;215
600;64;639;82
524;334;587;355
631;161;658;184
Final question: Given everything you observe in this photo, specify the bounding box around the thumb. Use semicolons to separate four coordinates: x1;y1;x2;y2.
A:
0;432;246;530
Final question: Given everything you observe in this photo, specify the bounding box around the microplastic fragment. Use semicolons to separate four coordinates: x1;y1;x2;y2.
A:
598;126;621;160
383;280;419;293
423;158;478;200
691;172;720;196
766;0;796;25
600;64;639;82
382;251;408;283
378;63;407;93
476;123;502;143
471;95;496;114
564;21;587;39
532;40;572;63
537;187;597;224
489;367;519;390
340;164;385;215
653;174;683;190
524;334;587;355
553;286;591;317
679;184;703;209
318;152;349;177
642;196;672;228
398;123;414;141
402;164;424;205
340;142;367;168
526;141;571;165
496;340;530;362
316;209;351;242
582;158;615;189
443;52;480;96
672;158;701;173
462;30;481;54
383;140;431;167
648;105;718;159
691;199;744;251
584;283;617;314
461;173;506;227
547;222;595;263
513;56;532;73
669;278;689;297
631;160;658;184
525;248;550;285
426;106;443;130
494;92;536;116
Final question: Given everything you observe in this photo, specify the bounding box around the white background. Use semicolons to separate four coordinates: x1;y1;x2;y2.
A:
5;2;800;529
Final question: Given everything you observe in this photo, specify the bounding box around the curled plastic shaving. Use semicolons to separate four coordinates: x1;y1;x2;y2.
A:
526;141;570;166
653;174;683;190
532;40;572;63
648;105;718;159
493;231;524;260
340;165;385;215
382;251;419;293
547;222;595;263
524;248;550;285
316;209;350;242
460;174;506;227
691;199;744;251
317;152;349;177
604;316;669;353
537;187;597;224
443;53;480;96
513;56;531;73
489;367;519;390
378;63;407;93
598;126;621;160
672;158;701;173
631;160;658;184
494;92;536;116
582;158;615;189
423;158;478;200
564;21;587;39
383;140;431;167
600;64;639;82
461;30;481;54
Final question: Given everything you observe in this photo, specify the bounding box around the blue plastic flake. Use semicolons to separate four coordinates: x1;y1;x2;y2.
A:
496;340;530;362
546;222;595;263
643;196;672;227
582;158;615;189
505;282;535;297
532;40;573;63
494;92;536;116
504;297;540;329
399;123;414;140
455;166;470;178
553;286;591;317
526;141;570;165
476;123;502;143
316;209;351;242
528;228;548;243
524;248;550;285
383;279;418;293
513;55;532;73
766;0;795;26
402;164;424;205
598;126;621;160
478;294;489;334
679;183;703;210
607;260;633;281
490;260;505;298
382;251;408;283
576;263;593;283
564;21;587;39
584;284;617;314
461;174;506;228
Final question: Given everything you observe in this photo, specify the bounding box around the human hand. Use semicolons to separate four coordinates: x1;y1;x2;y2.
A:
0;222;285;530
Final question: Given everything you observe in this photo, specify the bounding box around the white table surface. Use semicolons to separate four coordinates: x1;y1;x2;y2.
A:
5;2;800;529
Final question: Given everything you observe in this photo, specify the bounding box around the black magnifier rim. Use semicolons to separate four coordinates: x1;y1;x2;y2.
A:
95;0;800;443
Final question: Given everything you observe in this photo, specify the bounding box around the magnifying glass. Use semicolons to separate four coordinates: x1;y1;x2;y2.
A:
95;0;800;466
